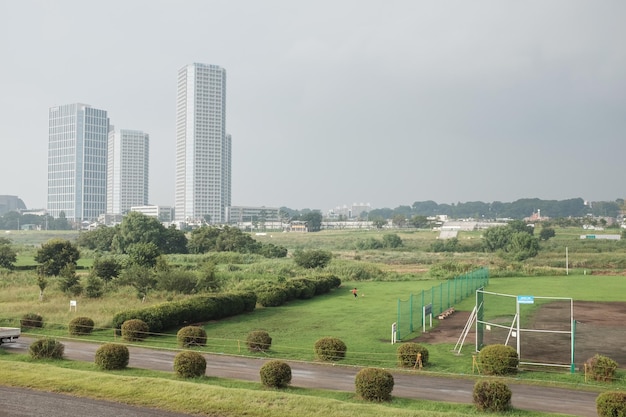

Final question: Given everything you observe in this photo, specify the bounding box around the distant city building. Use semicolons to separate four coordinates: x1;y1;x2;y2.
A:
226;206;280;224
175;63;231;224
47;103;109;222
0;195;26;215
329;202;371;219
107;127;150;215
130;205;175;223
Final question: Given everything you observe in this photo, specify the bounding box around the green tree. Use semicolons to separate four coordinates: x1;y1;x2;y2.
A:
408;215;429;229
112;212;166;253
58;263;82;296
187;226;222;254
0;243;17;270
126;242;161;268
119;264;157;300
371;217;387;229
392;214;406;228
162;224;188;254
539;227;556;241
92;257;122;282
300;211;323;232
34;239;80;277
77;226;117;251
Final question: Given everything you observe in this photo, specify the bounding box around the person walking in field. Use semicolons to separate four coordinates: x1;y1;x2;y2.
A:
351;287;358;298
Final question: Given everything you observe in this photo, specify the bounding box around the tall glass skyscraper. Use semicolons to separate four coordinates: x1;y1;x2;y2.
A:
107;127;150;215
175;63;231;223
47;103;109;222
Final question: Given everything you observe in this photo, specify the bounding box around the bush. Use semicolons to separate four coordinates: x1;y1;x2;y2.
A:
256;288;288;307
596;391;626;417
173;351;207;378
477;344;519;375
29;338;64;359
95;343;129;370
472;380;512;412
293;249;332;269
246;330;272;352
586;354;618;382
259;360;292;388
396;343;429;368
121;319;150;341
314;337;347;362
21;312;44;328
68;316;95;335
176;326;207;348
354;368;394;402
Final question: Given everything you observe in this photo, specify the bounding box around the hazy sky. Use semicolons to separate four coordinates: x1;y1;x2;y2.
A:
1;1;624;212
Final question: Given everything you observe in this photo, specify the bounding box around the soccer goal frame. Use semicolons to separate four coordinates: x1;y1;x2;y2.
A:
475;289;575;372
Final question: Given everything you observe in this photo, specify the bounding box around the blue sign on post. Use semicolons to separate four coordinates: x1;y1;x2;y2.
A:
517;295;534;304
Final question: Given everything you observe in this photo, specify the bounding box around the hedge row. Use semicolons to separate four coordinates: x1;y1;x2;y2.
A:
111;292;257;333
256;274;341;307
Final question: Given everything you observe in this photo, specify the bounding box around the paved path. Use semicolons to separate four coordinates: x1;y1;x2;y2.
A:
1;338;600;417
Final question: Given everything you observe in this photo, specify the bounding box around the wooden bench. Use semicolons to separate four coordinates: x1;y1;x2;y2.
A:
438;307;455;320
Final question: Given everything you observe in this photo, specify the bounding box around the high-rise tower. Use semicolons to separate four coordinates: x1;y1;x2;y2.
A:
107;127;150;215
175;63;231;223
47;103;109;223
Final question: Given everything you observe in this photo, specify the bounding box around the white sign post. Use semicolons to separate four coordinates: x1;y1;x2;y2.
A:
391;322;397;344
69;300;77;312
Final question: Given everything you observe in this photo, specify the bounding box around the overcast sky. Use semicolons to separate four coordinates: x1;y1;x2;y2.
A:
1;1;624;212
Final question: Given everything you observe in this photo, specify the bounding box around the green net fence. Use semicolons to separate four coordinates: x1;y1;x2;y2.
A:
396;267;489;341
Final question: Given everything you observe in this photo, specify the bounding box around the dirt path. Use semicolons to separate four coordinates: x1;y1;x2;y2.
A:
1;337;601;417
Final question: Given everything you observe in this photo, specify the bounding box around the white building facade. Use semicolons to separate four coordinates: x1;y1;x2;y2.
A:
107;127;150;215
175;63;231;224
47;103;109;222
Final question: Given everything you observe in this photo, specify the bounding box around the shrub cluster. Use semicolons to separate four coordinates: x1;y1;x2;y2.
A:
112;292;257;333
173;351;207;378
246;330;272;352
21;312;44;328
477;344;519;375
354;368;394;402
29;338;64;359
256;274;341;307
259;360;292;388
121;319;150;341
177;326;207;347
95;343;129;370
472;380;512;412
396;343;429;368
596;391;626;417
314;337;347;362
585;354;618;382
68;316;95;335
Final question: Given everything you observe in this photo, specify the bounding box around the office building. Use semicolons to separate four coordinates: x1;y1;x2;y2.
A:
175;63;231;224
47;103;109;222
107;127;150;215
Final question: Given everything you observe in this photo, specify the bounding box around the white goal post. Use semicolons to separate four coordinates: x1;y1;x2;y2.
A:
475;289;575;372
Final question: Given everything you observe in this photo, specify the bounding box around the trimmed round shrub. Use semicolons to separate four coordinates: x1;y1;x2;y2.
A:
29;338;64;359
177;326;207;348
477;344;519;375
292;279;316;299
246;330;272;352
596;391;626;417
21;312;44;328
95;343;129;370
259;360;292;388
256;288;288;307
121;319;150;341
585;354;618;382
68;316;95;336
355;367;394;402
473;380;512;412
314;337;347;362
396;342;429;368
174;351;207;378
